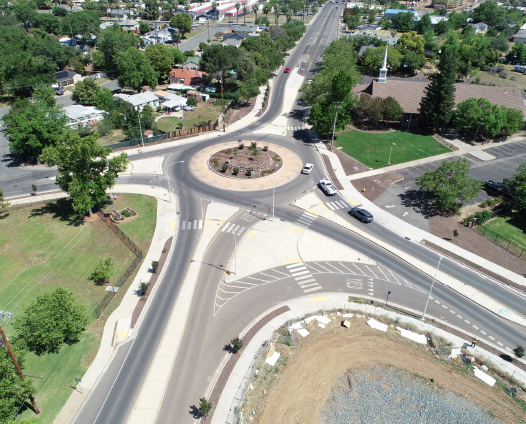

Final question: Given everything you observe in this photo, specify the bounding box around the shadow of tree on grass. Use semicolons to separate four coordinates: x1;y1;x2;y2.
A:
28;198;83;226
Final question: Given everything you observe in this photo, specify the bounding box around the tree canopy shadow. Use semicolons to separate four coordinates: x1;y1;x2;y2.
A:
28;198;83;226
189;404;201;419
398;189;444;219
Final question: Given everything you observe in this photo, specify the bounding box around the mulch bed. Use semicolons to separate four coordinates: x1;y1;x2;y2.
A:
202;305;291;422
209;146;281;179
351;172;404;202
131;237;173;328
224;96;257;124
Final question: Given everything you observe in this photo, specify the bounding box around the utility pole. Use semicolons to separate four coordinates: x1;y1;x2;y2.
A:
330;103;340;151
220;70;225;132
138;110;144;147
0;326;40;414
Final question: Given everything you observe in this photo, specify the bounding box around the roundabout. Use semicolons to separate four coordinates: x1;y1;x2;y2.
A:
189;141;304;191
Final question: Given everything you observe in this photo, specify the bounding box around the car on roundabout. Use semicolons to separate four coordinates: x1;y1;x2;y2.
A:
301;163;314;174
349;207;373;223
284;67;290;73
318;178;337;196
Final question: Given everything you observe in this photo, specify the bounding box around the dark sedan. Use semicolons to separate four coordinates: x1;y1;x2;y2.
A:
349;207;373;223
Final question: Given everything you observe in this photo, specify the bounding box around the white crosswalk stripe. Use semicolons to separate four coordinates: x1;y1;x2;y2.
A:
293;211;317;229
287;262;322;293
181;220;204;231
116;174;131;184
326;199;350;210
219;222;246;235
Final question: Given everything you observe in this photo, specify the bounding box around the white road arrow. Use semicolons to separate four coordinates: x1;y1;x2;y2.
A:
385;205;395;209
403;212;408;217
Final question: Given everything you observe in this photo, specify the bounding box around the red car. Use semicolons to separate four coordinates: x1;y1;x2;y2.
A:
284;67;290;73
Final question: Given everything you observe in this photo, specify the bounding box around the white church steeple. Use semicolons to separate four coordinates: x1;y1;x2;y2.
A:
378;47;388;83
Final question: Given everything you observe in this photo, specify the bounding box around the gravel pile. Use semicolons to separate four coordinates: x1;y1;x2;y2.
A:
322;366;503;424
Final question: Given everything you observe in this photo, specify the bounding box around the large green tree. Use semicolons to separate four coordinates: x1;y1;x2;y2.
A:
0;341;34;420
14;288;89;355
419;45;459;130
505;163;526;211
391;11;414;32
72;78;101;106
41;132;128;216
415;158;483;212
116;47;158;90
3;85;67;158
96;24;138;71
471;0;505;27
200;44;242;75
145;43;174;78
170;13;192;37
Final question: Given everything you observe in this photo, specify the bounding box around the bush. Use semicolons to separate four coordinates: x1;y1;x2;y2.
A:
474;209;492;225
89;258;114;285
250;141;257;149
514;345;525;358
151;260;159;273
187;97;198;107
238;143;244;149
263;145;268;151
198;397;212;417
157;105;163;112
139;281;150;296
498;69;508;79
231;337;244;352
233;167;240;175
252;148;260;156
222;163;228;173
122;209;132;217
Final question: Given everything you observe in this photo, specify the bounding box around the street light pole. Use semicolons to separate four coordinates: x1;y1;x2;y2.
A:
388;142;395;165
138;110;144;147
272;172;280;222
233;195;238;273
421;256;442;320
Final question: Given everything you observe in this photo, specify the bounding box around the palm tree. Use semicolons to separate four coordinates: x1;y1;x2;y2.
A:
273;4;280;25
115;0;122;21
184;0;191;13
242;4;248;25
67;0;74;13
211;1;218;21
235;2;240;23
252;3;258;21
124;0;133;19
263;3;270;20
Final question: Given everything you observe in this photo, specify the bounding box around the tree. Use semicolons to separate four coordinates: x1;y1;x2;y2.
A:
383;96;403;121
72;78;101;106
89;257;114;285
506;42;526;63
417;13;431;34
471;0;505;27
252;3;258;21
0;340;35;420
198;397;212;417
145;43;174;77
96;87;114;110
3;86;67;159
0;188;10;215
139;21;150;34
170;13;191;37
397;31;424;54
235;1;240;22
242;4;248;25
514;345;525;358
116;47;158;90
97;24;138;71
14;288;89;355
505;164;526;211
40;131;128;216
187;97;198;107
391;11;414;32
415;158;484;212
200;44;242;75
434;20;451;36
419;45;459;130
230;337;244;353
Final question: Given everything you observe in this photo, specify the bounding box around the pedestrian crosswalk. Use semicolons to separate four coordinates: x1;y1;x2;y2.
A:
286;262;322;293
180;219;247;235
325;199;350;211
288;126;304;133
240;210;267;223
293;211;317;229
115;174;130;184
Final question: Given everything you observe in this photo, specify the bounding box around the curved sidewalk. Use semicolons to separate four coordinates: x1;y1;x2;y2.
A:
211;292;526;423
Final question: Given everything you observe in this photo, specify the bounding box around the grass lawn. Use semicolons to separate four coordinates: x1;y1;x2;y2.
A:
334;129;451;169
473;64;526;91
0;194;157;423
98;129;126;146
478;214;526;256
155;116;183;133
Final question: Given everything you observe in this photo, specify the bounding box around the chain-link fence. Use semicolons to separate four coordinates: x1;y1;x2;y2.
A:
476;225;526;258
105;133;169;150
98;213;143;258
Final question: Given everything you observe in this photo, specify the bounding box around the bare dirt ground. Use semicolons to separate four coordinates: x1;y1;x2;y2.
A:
243;318;525;424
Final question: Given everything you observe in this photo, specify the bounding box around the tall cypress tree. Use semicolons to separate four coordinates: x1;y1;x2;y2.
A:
419;45;459;130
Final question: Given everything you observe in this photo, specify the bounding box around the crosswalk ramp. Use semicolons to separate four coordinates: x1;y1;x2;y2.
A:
286;262;322;293
325;199;350;211
293;211;317;229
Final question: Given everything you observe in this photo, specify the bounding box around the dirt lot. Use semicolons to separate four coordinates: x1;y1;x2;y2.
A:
243;318;525;424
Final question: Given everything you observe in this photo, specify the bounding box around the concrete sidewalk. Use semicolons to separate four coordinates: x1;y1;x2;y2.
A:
212;292;526;423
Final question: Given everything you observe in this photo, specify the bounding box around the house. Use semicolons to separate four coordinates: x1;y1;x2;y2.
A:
167;69;209;90
221;38;242;48
63;105;104;128
429;16;448;27
513;26;526;43
355;79;526;127
358;45;376;57
114;91;161;110
143;27;176;46
384;9;417;20
187;90;210;102
100;22;113;31
55;69;81;87
432;0;466;9
223;32;248;41
183;57;201;70
151;90;187;110
469;22;489;33
119;20;139;32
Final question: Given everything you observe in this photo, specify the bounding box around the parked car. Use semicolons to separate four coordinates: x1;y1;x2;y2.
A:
54;86;65;95
349;207;373;223
318;178;336;195
192;23;199;28
307;79;312;84
284;67;290;73
183;105;196;111
301;163;314;174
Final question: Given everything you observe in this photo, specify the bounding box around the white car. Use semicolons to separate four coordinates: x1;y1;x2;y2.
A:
183;105;196;111
301;163;314;174
318;178;337;196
